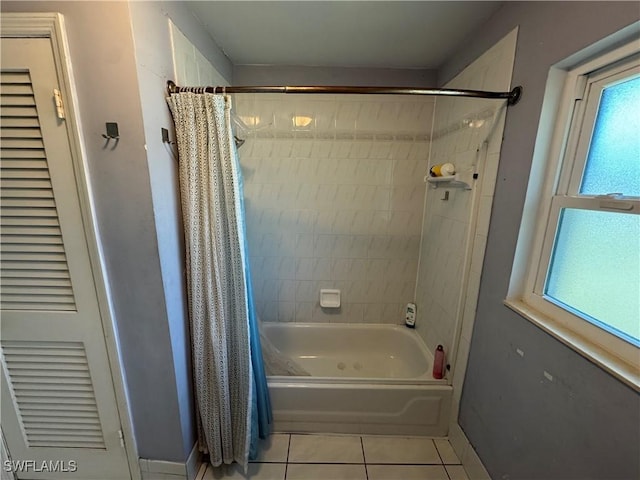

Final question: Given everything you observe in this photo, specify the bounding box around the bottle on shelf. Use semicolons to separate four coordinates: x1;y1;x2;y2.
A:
429;163;456;177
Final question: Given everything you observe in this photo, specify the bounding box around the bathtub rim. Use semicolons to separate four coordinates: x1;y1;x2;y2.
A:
267;376;449;386
262;321;428;337
261;321;448;384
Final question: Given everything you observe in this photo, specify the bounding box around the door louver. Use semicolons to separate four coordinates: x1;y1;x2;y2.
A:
1;340;106;449
0;70;76;311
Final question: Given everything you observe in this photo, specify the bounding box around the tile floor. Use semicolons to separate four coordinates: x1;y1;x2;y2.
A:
198;434;469;480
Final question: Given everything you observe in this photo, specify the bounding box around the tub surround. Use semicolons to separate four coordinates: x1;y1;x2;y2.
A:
151;15;510;477
415;29;518;420
262;322;452;436
235;94;433;325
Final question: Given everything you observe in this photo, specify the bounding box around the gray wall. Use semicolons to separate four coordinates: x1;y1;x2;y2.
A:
234;65;437;86
127;1;232;459
438;2;640;479
0;1;206;463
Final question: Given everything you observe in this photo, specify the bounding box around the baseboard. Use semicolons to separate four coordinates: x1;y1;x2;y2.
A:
186;442;202;480
140;443;202;480
449;422;491;480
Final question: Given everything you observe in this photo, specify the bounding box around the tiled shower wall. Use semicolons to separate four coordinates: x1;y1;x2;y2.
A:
169;20;228;87
414;29;517;387
234;94;434;323
415;96;505;357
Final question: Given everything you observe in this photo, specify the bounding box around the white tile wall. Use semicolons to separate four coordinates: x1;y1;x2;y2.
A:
415;29;517;390
235;94;434;323
169;20;228;87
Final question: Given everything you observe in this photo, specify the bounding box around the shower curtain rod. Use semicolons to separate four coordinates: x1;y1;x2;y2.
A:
166;80;522;105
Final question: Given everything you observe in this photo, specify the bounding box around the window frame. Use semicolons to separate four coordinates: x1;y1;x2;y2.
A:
507;39;640;390
564;63;640;196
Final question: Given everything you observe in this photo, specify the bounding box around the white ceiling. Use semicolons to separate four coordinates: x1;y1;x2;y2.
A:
187;1;504;69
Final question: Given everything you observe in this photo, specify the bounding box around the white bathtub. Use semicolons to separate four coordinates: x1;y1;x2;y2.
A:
262;322;452;436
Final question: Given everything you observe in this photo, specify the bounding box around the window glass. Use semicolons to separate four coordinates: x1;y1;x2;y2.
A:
580;75;640;196
545;208;640;345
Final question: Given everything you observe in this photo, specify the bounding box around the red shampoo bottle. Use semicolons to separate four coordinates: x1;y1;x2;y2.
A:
433;345;445;379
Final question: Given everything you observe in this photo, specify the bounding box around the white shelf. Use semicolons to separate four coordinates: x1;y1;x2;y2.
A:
424;171;475;190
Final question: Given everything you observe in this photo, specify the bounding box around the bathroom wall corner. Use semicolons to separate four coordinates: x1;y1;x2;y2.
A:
449;422;491;480
139;442;201;480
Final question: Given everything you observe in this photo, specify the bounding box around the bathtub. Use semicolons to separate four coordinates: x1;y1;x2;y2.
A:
262;322;452;436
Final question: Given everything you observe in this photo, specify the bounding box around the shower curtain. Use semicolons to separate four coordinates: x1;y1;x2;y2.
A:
167;92;272;468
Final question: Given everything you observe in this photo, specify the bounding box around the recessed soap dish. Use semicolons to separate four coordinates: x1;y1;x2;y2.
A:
320;289;341;308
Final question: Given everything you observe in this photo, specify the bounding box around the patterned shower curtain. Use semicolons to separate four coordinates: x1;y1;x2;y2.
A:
167;92;272;468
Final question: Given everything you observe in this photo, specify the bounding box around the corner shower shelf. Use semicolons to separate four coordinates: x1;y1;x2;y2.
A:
424;170;475;190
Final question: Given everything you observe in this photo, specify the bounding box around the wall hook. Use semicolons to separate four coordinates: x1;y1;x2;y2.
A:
161;127;175;145
102;122;120;140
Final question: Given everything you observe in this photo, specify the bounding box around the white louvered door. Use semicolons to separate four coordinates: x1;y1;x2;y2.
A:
1;38;131;479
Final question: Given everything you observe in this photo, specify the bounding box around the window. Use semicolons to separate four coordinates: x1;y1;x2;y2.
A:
508;40;640;388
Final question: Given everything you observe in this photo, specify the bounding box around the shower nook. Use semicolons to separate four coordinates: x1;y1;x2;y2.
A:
167;25;519;454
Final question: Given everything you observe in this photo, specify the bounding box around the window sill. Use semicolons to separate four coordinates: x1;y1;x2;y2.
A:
504;298;640;392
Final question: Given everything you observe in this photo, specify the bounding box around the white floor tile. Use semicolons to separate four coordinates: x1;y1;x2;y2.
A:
446;465;470;480
205;463;286;480
250;434;290;463
198;434;467;480
362;436;440;464
367;465;449;480
288;435;364;464
434;438;461;464
285;463;367;480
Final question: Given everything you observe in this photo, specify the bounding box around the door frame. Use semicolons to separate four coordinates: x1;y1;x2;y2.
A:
0;13;141;480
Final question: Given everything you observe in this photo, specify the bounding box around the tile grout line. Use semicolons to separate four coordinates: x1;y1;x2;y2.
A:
195;461;208;480
284;434;291;480
434;439;453;480
444;464;454;480
434;439;445;465
360;436;369;480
